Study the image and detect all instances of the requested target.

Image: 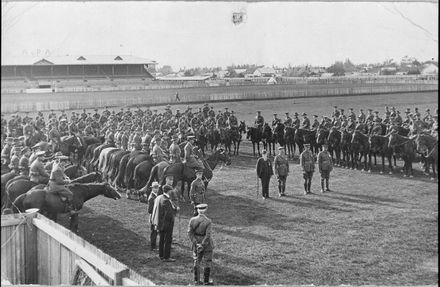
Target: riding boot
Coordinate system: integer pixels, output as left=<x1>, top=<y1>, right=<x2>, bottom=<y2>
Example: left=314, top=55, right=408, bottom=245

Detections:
left=203, top=267, right=213, bottom=285
left=193, top=266, right=201, bottom=285
left=307, top=181, right=312, bottom=193
left=278, top=184, right=282, bottom=196
left=303, top=182, right=308, bottom=194
left=325, top=179, right=330, bottom=191
left=320, top=179, right=325, bottom=193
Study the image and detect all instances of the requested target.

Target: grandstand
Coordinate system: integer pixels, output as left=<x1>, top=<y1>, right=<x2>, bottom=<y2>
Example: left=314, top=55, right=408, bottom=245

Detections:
left=1, top=55, right=157, bottom=93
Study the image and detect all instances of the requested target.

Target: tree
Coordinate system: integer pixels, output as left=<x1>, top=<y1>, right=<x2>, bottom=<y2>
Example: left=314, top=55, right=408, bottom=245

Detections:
left=157, top=65, right=173, bottom=76
left=327, top=61, right=345, bottom=76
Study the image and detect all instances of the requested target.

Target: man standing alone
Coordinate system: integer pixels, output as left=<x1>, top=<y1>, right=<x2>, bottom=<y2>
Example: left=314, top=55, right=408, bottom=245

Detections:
left=274, top=147, right=289, bottom=197
left=317, top=143, right=333, bottom=193
left=300, top=143, right=315, bottom=194
left=256, top=150, right=273, bottom=199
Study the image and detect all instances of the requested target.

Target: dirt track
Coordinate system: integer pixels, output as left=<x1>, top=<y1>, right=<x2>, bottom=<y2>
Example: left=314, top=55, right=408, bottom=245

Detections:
left=55, top=91, right=438, bottom=285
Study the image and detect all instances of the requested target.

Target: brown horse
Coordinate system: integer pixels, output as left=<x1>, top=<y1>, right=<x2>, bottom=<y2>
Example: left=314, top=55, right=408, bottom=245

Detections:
left=388, top=133, right=416, bottom=177
left=12, top=182, right=120, bottom=233
left=414, top=134, right=438, bottom=180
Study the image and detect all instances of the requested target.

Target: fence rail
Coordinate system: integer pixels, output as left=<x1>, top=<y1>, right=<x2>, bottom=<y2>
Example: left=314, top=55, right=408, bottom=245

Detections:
left=1, top=213, right=154, bottom=286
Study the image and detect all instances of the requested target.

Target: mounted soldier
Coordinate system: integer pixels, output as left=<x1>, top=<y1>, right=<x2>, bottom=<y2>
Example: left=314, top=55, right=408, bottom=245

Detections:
left=254, top=111, right=265, bottom=131
left=271, top=113, right=281, bottom=129
left=284, top=112, right=292, bottom=127
left=169, top=135, right=182, bottom=164
left=227, top=111, right=238, bottom=128
left=358, top=109, right=366, bottom=124
left=29, top=150, right=50, bottom=184
left=184, top=135, right=204, bottom=172
left=311, top=115, right=320, bottom=131
left=292, top=112, right=300, bottom=129
left=151, top=137, right=168, bottom=164
left=348, top=108, right=356, bottom=122
left=301, top=113, right=310, bottom=130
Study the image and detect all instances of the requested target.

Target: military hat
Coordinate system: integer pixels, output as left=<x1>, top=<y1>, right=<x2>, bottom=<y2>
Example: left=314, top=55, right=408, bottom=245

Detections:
left=333, top=106, right=338, bottom=108
left=301, top=113, right=307, bottom=116
left=340, top=108, right=344, bottom=112
left=36, top=151, right=45, bottom=156
left=349, top=108, right=353, bottom=111
left=196, top=203, right=208, bottom=210
left=360, top=109, right=364, bottom=111
left=188, top=107, right=192, bottom=110
left=257, top=111, right=261, bottom=113
left=426, top=108, right=430, bottom=112
left=367, top=108, right=372, bottom=111
left=151, top=181, right=160, bottom=188
left=405, top=110, right=410, bottom=114
left=273, top=113, right=277, bottom=116
left=313, top=115, right=318, bottom=118
left=162, top=185, right=173, bottom=193
left=204, top=103, right=209, bottom=106
left=225, top=107, right=229, bottom=110
left=391, top=106, right=396, bottom=110
left=374, top=111, right=379, bottom=114
left=231, top=111, right=235, bottom=114
left=304, top=143, right=311, bottom=147
left=415, top=107, right=419, bottom=110
left=261, top=149, right=267, bottom=154
left=294, top=112, right=299, bottom=116
left=285, top=112, right=289, bottom=115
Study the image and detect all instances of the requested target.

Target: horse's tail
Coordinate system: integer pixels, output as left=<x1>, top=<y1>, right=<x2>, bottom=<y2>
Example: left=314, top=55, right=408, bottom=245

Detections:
left=145, top=164, right=159, bottom=192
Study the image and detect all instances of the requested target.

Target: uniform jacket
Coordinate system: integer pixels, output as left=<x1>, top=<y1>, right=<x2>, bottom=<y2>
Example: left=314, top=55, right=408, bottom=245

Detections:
left=256, top=158, right=273, bottom=179
left=301, top=117, right=310, bottom=129
left=188, top=214, right=214, bottom=251
left=152, top=144, right=166, bottom=162
left=300, top=150, right=315, bottom=172
left=274, top=154, right=289, bottom=177
left=47, top=162, right=70, bottom=192
left=318, top=150, right=333, bottom=172
left=169, top=142, right=182, bottom=163
left=190, top=178, right=205, bottom=204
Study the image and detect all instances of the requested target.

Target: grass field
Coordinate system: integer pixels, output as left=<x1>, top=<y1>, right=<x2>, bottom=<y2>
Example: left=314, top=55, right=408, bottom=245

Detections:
left=50, top=91, right=438, bottom=285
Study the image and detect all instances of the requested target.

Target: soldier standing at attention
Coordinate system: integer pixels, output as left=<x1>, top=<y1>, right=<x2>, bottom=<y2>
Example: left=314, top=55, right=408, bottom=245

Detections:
left=300, top=143, right=315, bottom=194
left=274, top=147, right=289, bottom=197
left=256, top=150, right=273, bottom=199
left=318, top=143, right=333, bottom=193
left=190, top=170, right=206, bottom=216
left=188, top=203, right=214, bottom=285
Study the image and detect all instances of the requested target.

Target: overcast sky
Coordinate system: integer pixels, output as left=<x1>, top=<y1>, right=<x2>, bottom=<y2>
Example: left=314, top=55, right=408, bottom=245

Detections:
left=1, top=1, right=438, bottom=69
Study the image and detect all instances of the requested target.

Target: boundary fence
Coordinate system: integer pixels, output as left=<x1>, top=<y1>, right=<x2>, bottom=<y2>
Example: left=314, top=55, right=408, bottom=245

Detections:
left=1, top=212, right=154, bottom=286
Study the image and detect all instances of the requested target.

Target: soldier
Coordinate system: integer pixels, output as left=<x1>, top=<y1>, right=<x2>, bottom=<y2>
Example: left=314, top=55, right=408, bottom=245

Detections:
left=23, top=119, right=35, bottom=141
left=358, top=109, right=366, bottom=124
left=300, top=143, right=315, bottom=194
left=318, top=143, right=333, bottom=193
left=430, top=115, right=438, bottom=139
left=392, top=110, right=403, bottom=127
left=292, top=112, right=300, bottom=129
left=18, top=147, right=31, bottom=176
left=216, top=115, right=227, bottom=130
left=49, top=109, right=57, bottom=120
left=256, top=150, right=273, bottom=199
left=215, top=110, right=223, bottom=121
left=373, top=111, right=382, bottom=123
left=228, top=111, right=238, bottom=128
left=331, top=106, right=340, bottom=118
left=271, top=113, right=281, bottom=128
left=274, top=146, right=289, bottom=197
left=254, top=111, right=264, bottom=130
left=339, top=108, right=345, bottom=119
left=384, top=106, right=391, bottom=118
left=29, top=151, right=50, bottom=184
left=423, top=108, right=432, bottom=122
left=59, top=119, right=69, bottom=136
left=390, top=107, right=397, bottom=118
left=9, top=147, right=21, bottom=173
left=147, top=181, right=160, bottom=251
left=47, top=154, right=77, bottom=214
left=152, top=137, right=168, bottom=163
left=188, top=203, right=215, bottom=285
left=366, top=109, right=374, bottom=124
left=414, top=107, right=421, bottom=118
left=348, top=108, right=356, bottom=122
left=224, top=107, right=231, bottom=119
left=301, top=113, right=310, bottom=130
left=284, top=112, right=292, bottom=127
left=169, top=135, right=182, bottom=164
left=202, top=104, right=210, bottom=118
left=190, top=170, right=206, bottom=216
left=411, top=114, right=425, bottom=134
left=93, top=109, right=100, bottom=120
left=311, top=115, right=320, bottom=131
left=1, top=137, right=14, bottom=165
left=346, top=117, right=356, bottom=133
left=184, top=135, right=204, bottom=172
left=208, top=107, right=215, bottom=119
left=68, top=120, right=79, bottom=136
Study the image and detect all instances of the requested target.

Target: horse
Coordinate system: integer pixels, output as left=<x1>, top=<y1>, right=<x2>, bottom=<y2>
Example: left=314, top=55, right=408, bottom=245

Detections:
left=195, top=125, right=208, bottom=156
left=3, top=171, right=103, bottom=214
left=25, top=130, right=47, bottom=148
left=124, top=153, right=152, bottom=191
left=294, top=128, right=317, bottom=154
left=64, top=164, right=88, bottom=179
left=207, top=128, right=221, bottom=152
left=12, top=182, right=120, bottom=233
left=145, top=149, right=231, bottom=200
left=368, top=134, right=394, bottom=174
left=316, top=128, right=329, bottom=152
left=262, top=123, right=275, bottom=155
left=351, top=131, right=369, bottom=171
left=388, top=133, right=416, bottom=177
left=220, top=128, right=232, bottom=155
left=246, top=127, right=263, bottom=157
left=273, top=122, right=285, bottom=148
left=107, top=150, right=131, bottom=184
left=57, top=136, right=84, bottom=161
left=387, top=125, right=410, bottom=137
left=229, top=126, right=242, bottom=156
left=340, top=129, right=353, bottom=168
left=414, top=134, right=438, bottom=180
left=327, top=128, right=341, bottom=166
left=284, top=126, right=296, bottom=159
left=238, top=121, right=247, bottom=137
left=133, top=159, right=155, bottom=190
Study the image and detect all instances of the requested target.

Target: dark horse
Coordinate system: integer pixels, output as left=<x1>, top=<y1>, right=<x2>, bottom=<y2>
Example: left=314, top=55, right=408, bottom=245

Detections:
left=229, top=126, right=242, bottom=156
left=368, top=134, right=394, bottom=174
left=388, top=133, right=416, bottom=178
left=340, top=129, right=353, bottom=169
left=316, top=128, right=329, bottom=152
left=414, top=134, right=438, bottom=180
left=207, top=128, right=221, bottom=152
left=284, top=126, right=296, bottom=159
left=294, top=128, right=317, bottom=154
left=350, top=131, right=369, bottom=171
left=12, top=182, right=120, bottom=233
left=273, top=122, right=285, bottom=148
left=262, top=123, right=276, bottom=156
left=144, top=149, right=231, bottom=200
left=247, top=127, right=263, bottom=157
left=327, top=128, right=341, bottom=166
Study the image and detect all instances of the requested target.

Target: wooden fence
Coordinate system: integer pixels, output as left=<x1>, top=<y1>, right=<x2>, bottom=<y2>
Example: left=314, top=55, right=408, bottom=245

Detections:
left=1, top=212, right=154, bottom=285
left=1, top=83, right=438, bottom=114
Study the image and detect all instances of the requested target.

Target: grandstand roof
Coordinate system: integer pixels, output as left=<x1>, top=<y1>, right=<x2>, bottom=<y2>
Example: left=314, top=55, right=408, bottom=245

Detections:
left=2, top=55, right=157, bottom=66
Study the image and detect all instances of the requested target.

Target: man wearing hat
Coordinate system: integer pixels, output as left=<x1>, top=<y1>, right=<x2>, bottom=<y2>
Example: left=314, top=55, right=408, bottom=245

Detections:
left=224, top=107, right=231, bottom=119
left=301, top=113, right=310, bottom=130
left=29, top=150, right=50, bottom=184
left=169, top=136, right=182, bottom=164
left=414, top=107, right=421, bottom=118
left=284, top=112, right=292, bottom=127
left=423, top=108, right=432, bottom=122
left=59, top=119, right=69, bottom=137
left=151, top=185, right=177, bottom=262
left=227, top=111, right=238, bottom=128
left=254, top=111, right=265, bottom=131
left=23, top=119, right=35, bottom=142
left=190, top=170, right=206, bottom=216
left=208, top=107, right=215, bottom=119
left=332, top=106, right=340, bottom=118
left=188, top=203, right=214, bottom=285
left=47, top=154, right=75, bottom=214
left=274, top=146, right=289, bottom=197
left=271, top=113, right=281, bottom=128
left=311, top=115, right=320, bottom=131
left=348, top=108, right=356, bottom=122
left=300, top=143, right=315, bottom=194
left=391, top=110, right=403, bottom=127
left=1, top=137, right=14, bottom=165
left=18, top=147, right=31, bottom=177
left=256, top=150, right=273, bottom=199
left=292, top=112, right=300, bottom=129
left=317, top=143, right=333, bottom=193
left=8, top=147, right=21, bottom=172
left=430, top=115, right=438, bottom=139
left=151, top=137, right=168, bottom=164
left=184, top=135, right=204, bottom=172
left=358, top=109, right=366, bottom=124
left=148, top=181, right=161, bottom=251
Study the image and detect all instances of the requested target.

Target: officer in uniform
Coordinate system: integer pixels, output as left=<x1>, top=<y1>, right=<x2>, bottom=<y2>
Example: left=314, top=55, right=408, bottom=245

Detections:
left=208, top=107, right=215, bottom=118
left=366, top=109, right=374, bottom=124
left=292, top=112, right=300, bottom=129
left=254, top=111, right=264, bottom=130
left=29, top=151, right=50, bottom=184
left=311, top=115, right=320, bottom=131
left=228, top=111, right=238, bottom=128
left=271, top=113, right=281, bottom=128
left=256, top=150, right=273, bottom=199
left=152, top=137, right=167, bottom=163
left=184, top=135, right=204, bottom=172
left=274, top=146, right=289, bottom=197
left=169, top=136, right=182, bottom=164
left=202, top=104, right=210, bottom=118
left=188, top=203, right=214, bottom=285
left=332, top=106, right=340, bottom=118
left=348, top=108, right=356, bottom=122
left=358, top=109, right=366, bottom=124
left=190, top=170, right=206, bottom=216
left=224, top=108, right=231, bottom=119
left=47, top=154, right=76, bottom=214
left=300, top=143, right=315, bottom=194
left=301, top=113, right=310, bottom=129
left=284, top=112, right=292, bottom=127
left=317, top=143, right=333, bottom=193
left=392, top=111, right=403, bottom=127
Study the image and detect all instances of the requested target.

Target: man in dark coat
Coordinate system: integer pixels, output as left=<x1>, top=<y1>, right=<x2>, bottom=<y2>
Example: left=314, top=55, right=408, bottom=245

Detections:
left=152, top=185, right=177, bottom=261
left=147, top=181, right=160, bottom=251
left=256, top=150, right=273, bottom=199
left=300, top=143, right=315, bottom=194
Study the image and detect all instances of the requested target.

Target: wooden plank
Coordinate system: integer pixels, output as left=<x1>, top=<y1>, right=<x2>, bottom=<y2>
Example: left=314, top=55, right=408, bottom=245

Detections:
left=75, top=259, right=110, bottom=286
left=37, top=229, right=49, bottom=285
left=60, top=245, right=71, bottom=284
left=114, top=268, right=130, bottom=286
left=15, top=224, right=22, bottom=284
left=11, top=225, right=16, bottom=284
left=24, top=216, right=38, bottom=284
left=1, top=217, right=25, bottom=227
left=122, top=277, right=140, bottom=286
left=33, top=218, right=125, bottom=281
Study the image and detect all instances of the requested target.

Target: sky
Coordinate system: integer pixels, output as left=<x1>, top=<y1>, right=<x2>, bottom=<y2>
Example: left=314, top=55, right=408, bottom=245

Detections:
left=1, top=1, right=438, bottom=70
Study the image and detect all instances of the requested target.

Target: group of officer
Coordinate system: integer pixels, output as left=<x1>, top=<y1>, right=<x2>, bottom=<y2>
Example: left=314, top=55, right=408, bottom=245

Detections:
left=253, top=106, right=438, bottom=137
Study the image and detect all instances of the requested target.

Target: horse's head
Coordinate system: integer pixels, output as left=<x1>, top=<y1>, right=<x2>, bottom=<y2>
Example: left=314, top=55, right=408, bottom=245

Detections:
left=217, top=148, right=231, bottom=166
left=413, top=134, right=430, bottom=154
left=239, top=121, right=246, bottom=133
left=316, top=129, right=328, bottom=145
left=102, top=182, right=122, bottom=200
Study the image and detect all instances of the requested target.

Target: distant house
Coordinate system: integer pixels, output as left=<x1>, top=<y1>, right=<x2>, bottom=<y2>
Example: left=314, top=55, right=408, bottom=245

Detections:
left=380, top=66, right=397, bottom=75
left=267, top=77, right=277, bottom=85
left=215, top=70, right=230, bottom=78
left=320, top=72, right=334, bottom=78
left=253, top=67, right=276, bottom=77
left=420, top=63, right=438, bottom=75
left=233, top=69, right=247, bottom=76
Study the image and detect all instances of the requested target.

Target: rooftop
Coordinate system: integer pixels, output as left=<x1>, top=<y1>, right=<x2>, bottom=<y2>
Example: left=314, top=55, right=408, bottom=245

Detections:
left=1, top=55, right=157, bottom=66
